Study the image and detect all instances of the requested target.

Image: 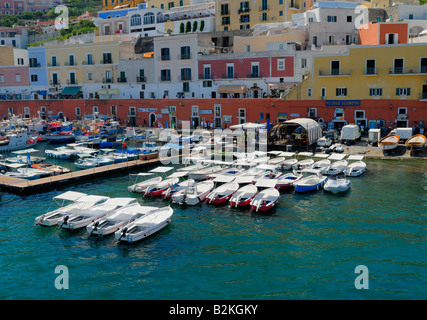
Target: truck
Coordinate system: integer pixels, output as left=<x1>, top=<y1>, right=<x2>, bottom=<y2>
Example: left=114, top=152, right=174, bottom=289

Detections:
left=389, top=128, right=413, bottom=141
left=340, top=124, right=361, bottom=144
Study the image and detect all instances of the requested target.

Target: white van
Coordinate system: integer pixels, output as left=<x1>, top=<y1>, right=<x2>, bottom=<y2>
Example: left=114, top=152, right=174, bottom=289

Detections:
left=340, top=124, right=361, bottom=143
left=389, top=128, right=413, bottom=141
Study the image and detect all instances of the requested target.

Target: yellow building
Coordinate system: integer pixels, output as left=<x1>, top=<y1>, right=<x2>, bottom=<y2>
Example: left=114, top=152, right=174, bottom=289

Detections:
left=286, top=43, right=427, bottom=101
left=216, top=0, right=308, bottom=32
left=45, top=42, right=120, bottom=87
left=102, top=0, right=144, bottom=11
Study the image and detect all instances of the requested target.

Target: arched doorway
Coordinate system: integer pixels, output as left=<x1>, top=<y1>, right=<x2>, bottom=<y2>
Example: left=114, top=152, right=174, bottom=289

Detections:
left=149, top=113, right=156, bottom=127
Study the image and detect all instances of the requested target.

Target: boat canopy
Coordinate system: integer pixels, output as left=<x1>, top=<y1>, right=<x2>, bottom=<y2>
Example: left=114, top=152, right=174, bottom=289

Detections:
left=167, top=171, right=188, bottom=178
left=348, top=155, right=364, bottom=161
left=213, top=175, right=236, bottom=183
left=149, top=166, right=174, bottom=173
left=328, top=153, right=347, bottom=161
left=313, top=153, right=330, bottom=158
left=125, top=205, right=158, bottom=215
left=12, top=148, right=39, bottom=154
left=298, top=152, right=313, bottom=157
left=76, top=195, right=110, bottom=204
left=256, top=164, right=279, bottom=171
left=5, top=163, right=27, bottom=168
left=53, top=191, right=87, bottom=202
left=130, top=172, right=154, bottom=177
left=277, top=151, right=296, bottom=157
left=103, top=197, right=136, bottom=207
left=234, top=175, right=255, bottom=184
left=255, top=178, right=278, bottom=188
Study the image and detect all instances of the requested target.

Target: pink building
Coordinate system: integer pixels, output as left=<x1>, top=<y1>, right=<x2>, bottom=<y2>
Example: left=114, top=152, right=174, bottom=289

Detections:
left=0, top=66, right=30, bottom=87
left=0, top=0, right=25, bottom=15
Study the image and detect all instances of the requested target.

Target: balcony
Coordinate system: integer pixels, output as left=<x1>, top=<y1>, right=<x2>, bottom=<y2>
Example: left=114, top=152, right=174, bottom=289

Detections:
left=102, top=78, right=113, bottom=83
left=49, top=80, right=61, bottom=86
left=101, top=59, right=113, bottom=64
left=199, top=74, right=213, bottom=80
left=66, top=80, right=78, bottom=85
left=238, top=8, right=250, bottom=14
left=222, top=73, right=237, bottom=79
left=247, top=73, right=263, bottom=78
left=221, top=10, right=230, bottom=15
left=420, top=92, right=427, bottom=100
left=318, top=69, right=351, bottom=77
left=180, top=53, right=191, bottom=60
left=82, top=60, right=94, bottom=65
left=181, top=75, right=192, bottom=81
left=117, top=77, right=127, bottom=83
left=160, top=76, right=171, bottom=82
left=364, top=68, right=377, bottom=75
left=47, top=62, right=59, bottom=67
left=64, top=62, right=76, bottom=66
left=136, top=76, right=146, bottom=82
left=160, top=55, right=170, bottom=61
left=30, top=63, right=41, bottom=68
left=389, top=67, right=427, bottom=75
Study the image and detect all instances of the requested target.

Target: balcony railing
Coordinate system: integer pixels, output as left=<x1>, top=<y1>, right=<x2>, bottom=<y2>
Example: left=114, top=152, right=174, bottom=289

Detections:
left=238, top=8, right=250, bottom=14
left=47, top=62, right=59, bottom=67
left=49, top=80, right=61, bottom=86
left=160, top=55, right=170, bottom=61
left=101, top=60, right=113, bottom=64
left=199, top=74, right=213, bottom=80
left=222, top=73, right=237, bottom=79
left=102, top=78, right=113, bottom=83
left=181, top=75, right=192, bottom=81
left=30, top=63, right=41, bottom=68
left=180, top=53, right=191, bottom=60
left=66, top=80, right=78, bottom=85
left=364, top=68, right=377, bottom=75
left=136, top=76, right=146, bottom=82
left=64, top=62, right=76, bottom=66
left=82, top=60, right=94, bottom=65
left=420, top=92, right=427, bottom=100
left=160, top=76, right=171, bottom=82
left=318, top=69, right=351, bottom=76
left=117, top=77, right=127, bottom=83
left=247, top=73, right=263, bottom=78
left=389, top=67, right=427, bottom=74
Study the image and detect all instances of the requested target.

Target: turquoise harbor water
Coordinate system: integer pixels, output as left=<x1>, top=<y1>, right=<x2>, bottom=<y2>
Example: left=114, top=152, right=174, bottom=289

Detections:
left=0, top=145, right=426, bottom=300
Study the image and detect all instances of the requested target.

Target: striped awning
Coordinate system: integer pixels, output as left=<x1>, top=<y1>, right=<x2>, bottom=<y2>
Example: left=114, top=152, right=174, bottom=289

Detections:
left=217, top=85, right=247, bottom=94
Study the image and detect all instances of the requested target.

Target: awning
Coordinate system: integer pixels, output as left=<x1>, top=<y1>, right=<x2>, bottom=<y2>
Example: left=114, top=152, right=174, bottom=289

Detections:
left=217, top=85, right=247, bottom=94
left=60, top=86, right=81, bottom=95
left=143, top=52, right=154, bottom=58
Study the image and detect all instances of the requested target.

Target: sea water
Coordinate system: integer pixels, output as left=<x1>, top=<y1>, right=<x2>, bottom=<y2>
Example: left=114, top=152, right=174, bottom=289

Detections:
left=0, top=146, right=425, bottom=299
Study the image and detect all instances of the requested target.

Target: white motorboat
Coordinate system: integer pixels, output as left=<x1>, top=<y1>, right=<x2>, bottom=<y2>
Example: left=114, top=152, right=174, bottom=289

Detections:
left=267, top=156, right=286, bottom=166
left=324, top=174, right=351, bottom=194
left=205, top=180, right=240, bottom=205
left=2, top=166, right=53, bottom=180
left=275, top=172, right=303, bottom=191
left=161, top=178, right=195, bottom=200
left=115, top=206, right=174, bottom=243
left=321, top=160, right=348, bottom=176
left=280, top=158, right=298, bottom=170
left=128, top=174, right=162, bottom=193
left=59, top=197, right=136, bottom=230
left=0, top=129, right=38, bottom=153
left=310, top=159, right=331, bottom=171
left=292, top=159, right=315, bottom=170
left=74, top=158, right=99, bottom=169
left=327, top=143, right=345, bottom=153
left=344, top=161, right=366, bottom=177
left=171, top=180, right=215, bottom=205
left=229, top=184, right=258, bottom=207
left=293, top=169, right=327, bottom=193
left=34, top=193, right=108, bottom=227
left=250, top=179, right=280, bottom=212
left=189, top=165, right=222, bottom=181
left=378, top=134, right=400, bottom=151
left=142, top=177, right=179, bottom=197
left=110, top=153, right=128, bottom=163
left=87, top=203, right=159, bottom=236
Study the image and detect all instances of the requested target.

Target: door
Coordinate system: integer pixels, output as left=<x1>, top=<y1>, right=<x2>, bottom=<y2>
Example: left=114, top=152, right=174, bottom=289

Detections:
left=149, top=113, right=156, bottom=127
left=422, top=85, right=427, bottom=99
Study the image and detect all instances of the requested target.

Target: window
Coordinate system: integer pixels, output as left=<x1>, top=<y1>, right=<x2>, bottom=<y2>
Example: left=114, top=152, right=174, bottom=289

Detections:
left=239, top=1, right=250, bottom=13
left=87, top=53, right=93, bottom=65
left=386, top=33, right=398, bottom=44
left=365, top=59, right=376, bottom=75
left=238, top=108, right=246, bottom=124
left=181, top=46, right=190, bottom=60
left=307, top=88, right=312, bottom=97
left=221, top=3, right=229, bottom=15
left=308, top=108, right=317, bottom=118
left=68, top=55, right=75, bottom=66
left=245, top=44, right=251, bottom=52
left=369, top=88, right=382, bottom=96
left=52, top=73, right=58, bottom=85
left=262, top=12, right=268, bottom=21
left=226, top=64, right=234, bottom=79
left=409, top=14, right=413, bottom=20
left=277, top=59, right=285, bottom=70
left=321, top=87, right=326, bottom=98
left=161, top=48, right=170, bottom=61
left=130, top=14, right=141, bottom=26
left=183, top=82, right=190, bottom=92
left=88, top=73, right=92, bottom=80
left=251, top=63, right=259, bottom=78
left=393, top=58, right=404, bottom=74
left=203, top=80, right=212, bottom=87
left=203, top=65, right=211, bottom=79
left=0, top=75, right=4, bottom=83
left=261, top=0, right=268, bottom=11
left=105, top=70, right=111, bottom=82
left=240, top=14, right=250, bottom=23
left=301, top=58, right=307, bottom=68
left=327, top=16, right=337, bottom=22
left=51, top=56, right=57, bottom=66
left=16, top=74, right=21, bottom=83
left=181, top=68, right=191, bottom=81
left=336, top=88, right=347, bottom=97
left=347, top=16, right=352, bottom=22
left=69, top=72, right=76, bottom=84
left=420, top=58, right=427, bottom=73
left=396, top=88, right=411, bottom=96
left=143, top=12, right=155, bottom=25
left=222, top=16, right=230, bottom=25
left=355, top=110, right=365, bottom=119
left=161, top=69, right=171, bottom=81
left=279, top=10, right=283, bottom=16
left=31, top=74, right=38, bottom=82
left=192, top=105, right=199, bottom=116
left=17, top=58, right=24, bottom=65
left=331, top=60, right=340, bottom=75
left=103, top=52, right=112, bottom=64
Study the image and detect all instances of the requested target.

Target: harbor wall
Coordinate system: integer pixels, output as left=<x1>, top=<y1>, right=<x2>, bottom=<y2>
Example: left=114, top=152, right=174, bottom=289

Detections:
left=0, top=98, right=426, bottom=129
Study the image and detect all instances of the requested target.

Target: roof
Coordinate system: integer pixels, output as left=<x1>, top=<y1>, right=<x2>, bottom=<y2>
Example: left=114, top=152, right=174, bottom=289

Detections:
left=283, top=118, right=323, bottom=145
left=53, top=191, right=87, bottom=201
left=213, top=175, right=236, bottom=183
left=149, top=166, right=174, bottom=173
left=255, top=178, right=278, bottom=188
left=328, top=153, right=347, bottom=160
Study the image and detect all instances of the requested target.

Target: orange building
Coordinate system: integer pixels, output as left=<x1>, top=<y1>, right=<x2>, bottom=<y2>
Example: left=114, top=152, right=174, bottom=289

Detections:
left=358, top=22, right=409, bottom=45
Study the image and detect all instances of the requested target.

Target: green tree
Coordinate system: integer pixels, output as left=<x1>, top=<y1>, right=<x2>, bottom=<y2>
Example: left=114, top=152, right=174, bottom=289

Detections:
left=200, top=20, right=205, bottom=32
left=192, top=21, right=198, bottom=33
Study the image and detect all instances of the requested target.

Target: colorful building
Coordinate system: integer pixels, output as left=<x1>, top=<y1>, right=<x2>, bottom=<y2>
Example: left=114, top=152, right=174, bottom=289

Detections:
left=358, top=21, right=408, bottom=45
